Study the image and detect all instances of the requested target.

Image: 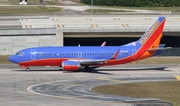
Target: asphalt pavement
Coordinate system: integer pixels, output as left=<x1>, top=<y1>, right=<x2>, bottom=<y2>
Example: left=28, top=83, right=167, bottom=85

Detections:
left=0, top=64, right=179, bottom=106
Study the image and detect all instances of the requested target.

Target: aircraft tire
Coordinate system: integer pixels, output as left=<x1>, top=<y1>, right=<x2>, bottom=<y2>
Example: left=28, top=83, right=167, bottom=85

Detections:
left=26, top=68, right=30, bottom=72
left=85, top=66, right=92, bottom=72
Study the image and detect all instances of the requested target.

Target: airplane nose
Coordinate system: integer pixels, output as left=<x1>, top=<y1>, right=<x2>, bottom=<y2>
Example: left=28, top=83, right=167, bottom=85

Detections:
left=8, top=56, right=17, bottom=63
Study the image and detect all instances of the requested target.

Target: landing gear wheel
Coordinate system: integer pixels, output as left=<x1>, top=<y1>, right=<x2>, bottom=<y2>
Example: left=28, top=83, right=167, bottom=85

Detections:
left=84, top=66, right=92, bottom=72
left=26, top=68, right=30, bottom=72
left=59, top=66, right=62, bottom=71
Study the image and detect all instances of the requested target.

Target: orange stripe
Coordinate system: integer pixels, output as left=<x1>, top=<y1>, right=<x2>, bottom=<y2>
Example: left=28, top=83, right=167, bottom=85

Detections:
left=136, top=33, right=162, bottom=61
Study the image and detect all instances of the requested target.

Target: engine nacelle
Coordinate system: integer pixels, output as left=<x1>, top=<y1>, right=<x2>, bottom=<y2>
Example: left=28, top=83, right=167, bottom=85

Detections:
left=62, top=61, right=80, bottom=71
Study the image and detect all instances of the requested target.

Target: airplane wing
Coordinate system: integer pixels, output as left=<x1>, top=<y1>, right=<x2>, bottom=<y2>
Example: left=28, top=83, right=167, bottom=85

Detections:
left=79, top=59, right=107, bottom=65
left=69, top=49, right=120, bottom=66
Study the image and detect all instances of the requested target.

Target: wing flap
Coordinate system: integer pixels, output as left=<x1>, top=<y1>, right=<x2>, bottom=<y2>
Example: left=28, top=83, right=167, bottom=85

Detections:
left=69, top=49, right=120, bottom=66
left=79, top=59, right=106, bottom=65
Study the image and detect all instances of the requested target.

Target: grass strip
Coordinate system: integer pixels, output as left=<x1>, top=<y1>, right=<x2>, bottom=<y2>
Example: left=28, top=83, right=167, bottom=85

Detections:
left=0, top=6, right=61, bottom=14
left=92, top=81, right=180, bottom=106
left=0, top=0, right=62, bottom=5
left=0, top=55, right=11, bottom=64
left=84, top=9, right=134, bottom=13
left=95, top=6, right=180, bottom=12
left=135, top=57, right=180, bottom=64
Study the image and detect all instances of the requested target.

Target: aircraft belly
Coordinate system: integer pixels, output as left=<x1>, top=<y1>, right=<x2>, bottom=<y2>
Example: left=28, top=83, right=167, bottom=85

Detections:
left=20, top=58, right=67, bottom=66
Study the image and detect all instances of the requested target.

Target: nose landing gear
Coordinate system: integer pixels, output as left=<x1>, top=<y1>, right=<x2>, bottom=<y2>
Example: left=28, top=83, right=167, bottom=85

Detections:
left=26, top=68, right=30, bottom=72
left=20, top=65, right=30, bottom=72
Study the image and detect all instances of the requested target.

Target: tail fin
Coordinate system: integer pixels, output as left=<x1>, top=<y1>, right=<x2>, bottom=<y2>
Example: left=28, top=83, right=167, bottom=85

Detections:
left=137, top=17, right=166, bottom=48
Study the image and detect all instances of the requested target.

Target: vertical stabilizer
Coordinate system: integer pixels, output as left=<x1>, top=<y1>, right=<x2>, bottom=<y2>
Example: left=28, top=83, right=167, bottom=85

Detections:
left=135, top=17, right=166, bottom=60
left=137, top=17, right=166, bottom=48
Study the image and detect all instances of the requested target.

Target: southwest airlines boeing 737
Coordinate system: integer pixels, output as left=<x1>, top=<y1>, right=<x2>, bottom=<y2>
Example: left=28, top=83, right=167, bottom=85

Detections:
left=8, top=17, right=170, bottom=72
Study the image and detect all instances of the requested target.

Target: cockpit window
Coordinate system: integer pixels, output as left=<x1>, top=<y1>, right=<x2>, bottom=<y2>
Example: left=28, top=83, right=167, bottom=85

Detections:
left=15, top=52, right=24, bottom=56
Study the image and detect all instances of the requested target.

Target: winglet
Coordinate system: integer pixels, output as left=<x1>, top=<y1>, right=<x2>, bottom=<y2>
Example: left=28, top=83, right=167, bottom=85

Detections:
left=101, top=41, right=106, bottom=46
left=110, top=49, right=120, bottom=60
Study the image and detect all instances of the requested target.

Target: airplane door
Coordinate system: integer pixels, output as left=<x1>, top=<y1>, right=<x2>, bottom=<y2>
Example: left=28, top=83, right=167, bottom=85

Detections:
left=132, top=49, right=137, bottom=59
left=78, top=52, right=82, bottom=58
left=30, top=49, right=36, bottom=60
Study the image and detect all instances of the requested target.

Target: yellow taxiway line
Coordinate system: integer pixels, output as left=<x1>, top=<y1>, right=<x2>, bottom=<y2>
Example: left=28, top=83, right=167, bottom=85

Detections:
left=175, top=76, right=180, bottom=80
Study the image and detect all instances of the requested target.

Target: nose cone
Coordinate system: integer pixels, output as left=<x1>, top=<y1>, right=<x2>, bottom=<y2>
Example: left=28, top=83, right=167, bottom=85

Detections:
left=8, top=55, right=18, bottom=64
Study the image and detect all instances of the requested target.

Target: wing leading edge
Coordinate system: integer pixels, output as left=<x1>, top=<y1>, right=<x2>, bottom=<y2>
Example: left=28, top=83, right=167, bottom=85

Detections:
left=67, top=49, right=120, bottom=66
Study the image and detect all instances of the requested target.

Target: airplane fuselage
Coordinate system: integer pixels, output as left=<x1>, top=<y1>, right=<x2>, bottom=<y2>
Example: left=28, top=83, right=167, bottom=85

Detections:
left=9, top=44, right=160, bottom=68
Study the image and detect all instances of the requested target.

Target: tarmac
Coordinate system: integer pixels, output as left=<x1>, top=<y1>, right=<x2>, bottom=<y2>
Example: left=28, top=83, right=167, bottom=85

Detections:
left=0, top=64, right=179, bottom=106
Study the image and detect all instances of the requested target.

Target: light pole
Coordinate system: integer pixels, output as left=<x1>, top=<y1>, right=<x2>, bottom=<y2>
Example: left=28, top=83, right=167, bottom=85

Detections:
left=91, top=0, right=93, bottom=14
left=43, top=0, right=45, bottom=7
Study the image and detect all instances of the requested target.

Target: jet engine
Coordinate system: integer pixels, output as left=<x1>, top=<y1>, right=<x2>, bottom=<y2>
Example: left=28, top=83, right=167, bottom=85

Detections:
left=62, top=61, right=80, bottom=71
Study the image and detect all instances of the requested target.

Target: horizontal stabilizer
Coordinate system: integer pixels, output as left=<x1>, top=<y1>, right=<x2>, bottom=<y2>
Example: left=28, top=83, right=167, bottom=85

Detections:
left=79, top=59, right=106, bottom=65
left=148, top=47, right=171, bottom=52
left=159, top=44, right=166, bottom=48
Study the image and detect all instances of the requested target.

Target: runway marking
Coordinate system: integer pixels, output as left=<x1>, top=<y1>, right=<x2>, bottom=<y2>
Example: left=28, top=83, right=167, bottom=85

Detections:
left=58, top=95, right=90, bottom=99
left=98, top=78, right=126, bottom=82
left=24, top=87, right=29, bottom=92
left=104, top=102, right=132, bottom=106
left=58, top=96, right=75, bottom=99
left=58, top=94, right=121, bottom=100
left=175, top=76, right=180, bottom=80
left=42, top=83, right=85, bottom=86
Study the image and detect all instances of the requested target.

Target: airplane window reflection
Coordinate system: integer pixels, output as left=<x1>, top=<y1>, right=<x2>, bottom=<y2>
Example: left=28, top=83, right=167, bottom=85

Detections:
left=15, top=52, right=24, bottom=56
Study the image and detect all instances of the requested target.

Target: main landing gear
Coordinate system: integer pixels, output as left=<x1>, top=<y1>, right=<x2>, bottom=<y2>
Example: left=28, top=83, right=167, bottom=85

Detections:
left=84, top=66, right=92, bottom=72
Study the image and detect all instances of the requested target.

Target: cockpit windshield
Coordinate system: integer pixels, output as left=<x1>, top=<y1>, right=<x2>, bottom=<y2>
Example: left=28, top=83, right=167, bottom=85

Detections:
left=15, top=52, right=24, bottom=56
